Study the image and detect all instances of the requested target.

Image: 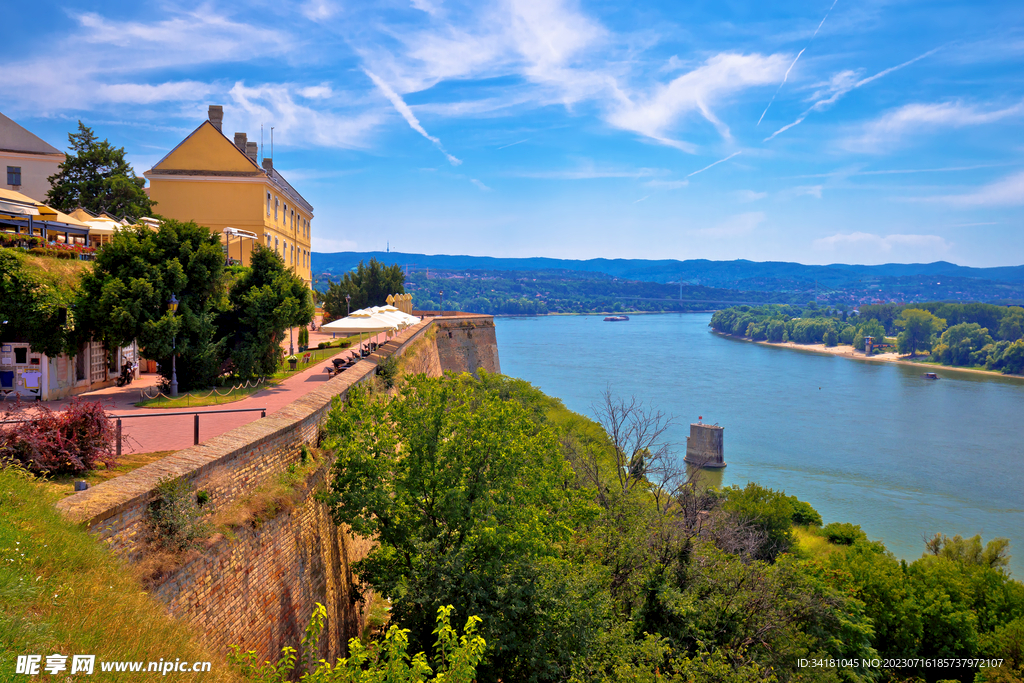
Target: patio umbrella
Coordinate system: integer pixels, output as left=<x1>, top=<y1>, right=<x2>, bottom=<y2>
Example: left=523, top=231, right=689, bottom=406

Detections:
left=320, top=311, right=397, bottom=353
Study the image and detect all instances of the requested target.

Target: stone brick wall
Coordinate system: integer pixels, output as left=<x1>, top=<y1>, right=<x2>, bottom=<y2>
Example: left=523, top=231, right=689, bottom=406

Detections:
left=433, top=315, right=500, bottom=376
left=54, top=314, right=500, bottom=664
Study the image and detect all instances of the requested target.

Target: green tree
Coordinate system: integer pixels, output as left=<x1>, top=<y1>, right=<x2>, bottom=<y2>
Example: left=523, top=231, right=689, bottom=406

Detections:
left=932, top=323, right=993, bottom=366
left=77, top=219, right=226, bottom=391
left=46, top=122, right=155, bottom=218
left=321, top=373, right=602, bottom=683
left=0, top=251, right=80, bottom=357
left=998, top=308, right=1024, bottom=342
left=722, top=483, right=796, bottom=562
left=895, top=308, right=946, bottom=357
left=322, top=258, right=405, bottom=321
left=221, top=245, right=313, bottom=379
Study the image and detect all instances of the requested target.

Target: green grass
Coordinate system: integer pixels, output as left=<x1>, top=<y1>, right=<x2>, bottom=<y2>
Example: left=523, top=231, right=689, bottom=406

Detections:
left=42, top=451, right=176, bottom=498
left=0, top=466, right=245, bottom=682
left=136, top=346, right=350, bottom=408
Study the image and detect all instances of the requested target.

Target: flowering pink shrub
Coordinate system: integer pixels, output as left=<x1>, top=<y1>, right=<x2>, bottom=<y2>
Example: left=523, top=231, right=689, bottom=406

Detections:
left=0, top=398, right=117, bottom=475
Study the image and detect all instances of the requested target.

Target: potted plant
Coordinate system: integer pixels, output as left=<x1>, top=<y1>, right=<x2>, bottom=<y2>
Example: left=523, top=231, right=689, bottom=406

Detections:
left=298, top=326, right=309, bottom=352
left=287, top=354, right=298, bottom=370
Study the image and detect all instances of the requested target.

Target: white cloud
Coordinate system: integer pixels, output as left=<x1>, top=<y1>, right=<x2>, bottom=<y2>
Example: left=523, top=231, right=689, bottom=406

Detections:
left=692, top=211, right=765, bottom=238
left=645, top=179, right=689, bottom=190
left=608, top=53, right=789, bottom=150
left=813, top=232, right=951, bottom=253
left=843, top=101, right=1024, bottom=152
left=512, top=162, right=665, bottom=180
left=735, top=190, right=767, bottom=202
left=298, top=85, right=334, bottom=99
left=931, top=170, right=1024, bottom=207
left=765, top=48, right=941, bottom=142
left=792, top=185, right=823, bottom=198
left=470, top=178, right=492, bottom=191
left=363, top=70, right=462, bottom=165
left=228, top=82, right=384, bottom=150
left=97, top=81, right=217, bottom=104
left=301, top=0, right=340, bottom=21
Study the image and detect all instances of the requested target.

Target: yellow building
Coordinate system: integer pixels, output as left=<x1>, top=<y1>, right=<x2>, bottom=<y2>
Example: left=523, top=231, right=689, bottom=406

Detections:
left=0, top=111, right=66, bottom=203
left=144, top=106, right=314, bottom=285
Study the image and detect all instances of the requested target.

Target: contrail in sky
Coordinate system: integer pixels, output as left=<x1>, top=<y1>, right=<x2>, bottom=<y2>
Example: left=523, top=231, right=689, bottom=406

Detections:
left=764, top=47, right=941, bottom=142
left=497, top=139, right=529, bottom=150
left=687, top=151, right=742, bottom=178
left=757, top=0, right=839, bottom=126
left=364, top=68, right=462, bottom=166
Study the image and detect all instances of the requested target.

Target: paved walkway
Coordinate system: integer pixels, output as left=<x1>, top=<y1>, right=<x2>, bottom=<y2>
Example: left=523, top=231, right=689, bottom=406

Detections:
left=3, top=330, right=390, bottom=454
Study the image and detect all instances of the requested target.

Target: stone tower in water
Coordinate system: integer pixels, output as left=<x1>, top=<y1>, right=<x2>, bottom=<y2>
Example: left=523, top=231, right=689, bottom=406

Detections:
left=684, top=423, right=726, bottom=468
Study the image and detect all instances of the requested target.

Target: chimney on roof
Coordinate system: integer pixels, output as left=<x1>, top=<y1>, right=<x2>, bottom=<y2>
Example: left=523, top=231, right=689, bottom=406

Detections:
left=233, top=132, right=247, bottom=152
left=208, top=105, right=224, bottom=132
left=262, top=157, right=273, bottom=173
left=245, top=141, right=258, bottom=163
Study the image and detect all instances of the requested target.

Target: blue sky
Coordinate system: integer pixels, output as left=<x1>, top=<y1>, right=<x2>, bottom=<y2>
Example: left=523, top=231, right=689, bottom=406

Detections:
left=4, top=0, right=1023, bottom=267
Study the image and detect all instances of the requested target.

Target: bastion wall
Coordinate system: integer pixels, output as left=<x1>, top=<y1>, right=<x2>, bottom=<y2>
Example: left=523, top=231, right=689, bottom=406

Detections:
left=55, top=314, right=499, bottom=663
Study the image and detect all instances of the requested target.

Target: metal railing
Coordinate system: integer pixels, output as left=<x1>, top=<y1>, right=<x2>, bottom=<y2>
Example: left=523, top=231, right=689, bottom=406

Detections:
left=108, top=407, right=268, bottom=456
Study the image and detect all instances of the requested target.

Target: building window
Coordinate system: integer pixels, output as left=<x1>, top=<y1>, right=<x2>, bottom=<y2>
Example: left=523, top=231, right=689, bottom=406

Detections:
left=7, top=166, right=21, bottom=187
left=274, top=197, right=279, bottom=221
left=275, top=237, right=279, bottom=254
left=290, top=209, right=294, bottom=229
left=266, top=233, right=271, bottom=247
left=266, top=192, right=271, bottom=216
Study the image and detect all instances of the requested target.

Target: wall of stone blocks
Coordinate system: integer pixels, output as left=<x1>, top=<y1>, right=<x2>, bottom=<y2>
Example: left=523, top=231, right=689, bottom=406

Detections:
left=55, top=315, right=499, bottom=664
left=433, top=315, right=501, bottom=377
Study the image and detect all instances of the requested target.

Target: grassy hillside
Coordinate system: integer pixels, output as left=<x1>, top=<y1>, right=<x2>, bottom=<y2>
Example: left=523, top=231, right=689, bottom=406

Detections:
left=0, top=466, right=244, bottom=682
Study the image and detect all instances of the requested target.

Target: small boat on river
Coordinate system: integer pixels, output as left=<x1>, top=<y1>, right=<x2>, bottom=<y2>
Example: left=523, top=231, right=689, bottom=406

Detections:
left=923, top=372, right=939, bottom=380
left=603, top=315, right=630, bottom=322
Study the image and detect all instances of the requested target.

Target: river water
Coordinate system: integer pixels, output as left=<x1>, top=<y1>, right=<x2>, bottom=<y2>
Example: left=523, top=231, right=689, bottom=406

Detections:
left=495, top=313, right=1024, bottom=576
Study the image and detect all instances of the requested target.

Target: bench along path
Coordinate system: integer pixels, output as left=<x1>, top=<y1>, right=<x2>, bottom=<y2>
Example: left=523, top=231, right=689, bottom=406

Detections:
left=19, top=331, right=389, bottom=454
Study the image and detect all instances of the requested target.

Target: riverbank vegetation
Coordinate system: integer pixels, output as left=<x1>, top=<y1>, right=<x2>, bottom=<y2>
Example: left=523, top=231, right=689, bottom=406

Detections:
left=321, top=372, right=1024, bottom=682
left=711, top=302, right=1024, bottom=374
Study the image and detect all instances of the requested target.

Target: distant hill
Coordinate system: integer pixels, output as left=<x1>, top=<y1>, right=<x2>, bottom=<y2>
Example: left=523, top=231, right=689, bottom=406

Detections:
left=311, top=251, right=1024, bottom=289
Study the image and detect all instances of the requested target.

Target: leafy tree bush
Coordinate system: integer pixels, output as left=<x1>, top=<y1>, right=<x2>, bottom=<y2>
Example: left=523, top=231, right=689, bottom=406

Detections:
left=46, top=122, right=155, bottom=219
left=230, top=603, right=486, bottom=683
left=322, top=258, right=404, bottom=322
left=77, top=219, right=226, bottom=391
left=895, top=308, right=946, bottom=356
left=722, top=483, right=795, bottom=561
left=147, top=477, right=210, bottom=551
left=822, top=522, right=867, bottom=546
left=932, top=323, right=993, bottom=366
left=0, top=398, right=116, bottom=475
left=0, top=250, right=81, bottom=357
left=788, top=496, right=823, bottom=526
left=322, top=374, right=602, bottom=683
left=220, top=245, right=313, bottom=380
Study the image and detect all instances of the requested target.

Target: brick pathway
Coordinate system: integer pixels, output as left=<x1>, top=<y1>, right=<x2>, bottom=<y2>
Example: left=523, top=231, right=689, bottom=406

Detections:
left=3, top=330, right=392, bottom=454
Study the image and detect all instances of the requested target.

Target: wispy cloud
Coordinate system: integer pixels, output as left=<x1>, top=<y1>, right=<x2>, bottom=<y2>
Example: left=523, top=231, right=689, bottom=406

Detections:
left=843, top=100, right=1024, bottom=152
left=687, top=151, right=741, bottom=178
left=736, top=189, right=767, bottom=202
left=929, top=170, right=1024, bottom=207
left=693, top=212, right=766, bottom=238
left=363, top=69, right=462, bottom=165
left=470, top=178, right=492, bottom=191
left=609, top=53, right=789, bottom=151
left=813, top=232, right=950, bottom=252
left=497, top=139, right=529, bottom=150
left=632, top=195, right=651, bottom=204
left=757, top=0, right=839, bottom=126
left=511, top=162, right=664, bottom=180
left=765, top=47, right=942, bottom=142
left=645, top=179, right=690, bottom=190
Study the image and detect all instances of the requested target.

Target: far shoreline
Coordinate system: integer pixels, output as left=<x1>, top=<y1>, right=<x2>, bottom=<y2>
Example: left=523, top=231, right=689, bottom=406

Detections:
left=712, top=331, right=1024, bottom=381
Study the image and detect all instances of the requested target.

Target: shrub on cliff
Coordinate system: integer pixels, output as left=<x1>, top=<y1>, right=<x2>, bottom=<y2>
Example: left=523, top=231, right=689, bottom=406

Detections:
left=147, top=477, right=210, bottom=551
left=0, top=398, right=116, bottom=475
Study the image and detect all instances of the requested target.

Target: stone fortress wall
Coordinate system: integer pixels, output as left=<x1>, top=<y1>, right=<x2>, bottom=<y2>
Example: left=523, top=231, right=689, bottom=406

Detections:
left=56, top=314, right=500, bottom=663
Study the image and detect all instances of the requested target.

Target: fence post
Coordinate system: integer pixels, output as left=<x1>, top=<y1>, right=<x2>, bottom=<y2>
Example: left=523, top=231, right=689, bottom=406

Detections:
left=116, top=418, right=122, bottom=457
left=194, top=413, right=199, bottom=445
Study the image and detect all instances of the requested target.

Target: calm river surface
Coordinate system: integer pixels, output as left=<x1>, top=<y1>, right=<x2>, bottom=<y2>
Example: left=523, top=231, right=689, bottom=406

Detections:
left=495, top=313, right=1024, bottom=576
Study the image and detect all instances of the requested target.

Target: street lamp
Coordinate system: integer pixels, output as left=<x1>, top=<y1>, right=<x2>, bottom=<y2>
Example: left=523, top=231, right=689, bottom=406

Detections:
left=439, top=290, right=444, bottom=316
left=168, top=293, right=179, bottom=397
left=345, top=293, right=351, bottom=316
